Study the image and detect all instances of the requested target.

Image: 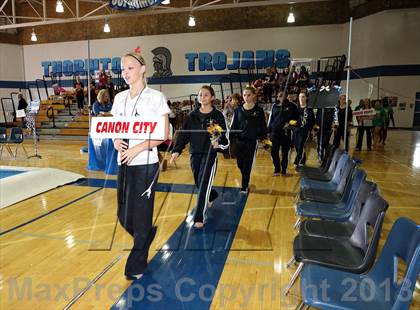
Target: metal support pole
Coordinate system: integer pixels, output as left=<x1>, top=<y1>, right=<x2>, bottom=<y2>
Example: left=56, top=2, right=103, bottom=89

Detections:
left=42, top=0, right=46, bottom=21
left=11, top=0, right=15, bottom=24
left=343, top=17, right=353, bottom=152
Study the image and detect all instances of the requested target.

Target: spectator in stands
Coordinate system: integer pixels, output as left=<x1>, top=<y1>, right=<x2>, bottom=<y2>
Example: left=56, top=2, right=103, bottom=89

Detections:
left=282, top=66, right=290, bottom=88
left=98, top=69, right=109, bottom=89
left=296, top=66, right=309, bottom=88
left=289, top=65, right=298, bottom=86
left=92, top=89, right=112, bottom=116
left=223, top=93, right=241, bottom=128
left=74, top=76, right=85, bottom=115
left=167, top=100, right=177, bottom=130
left=17, top=92, right=28, bottom=111
left=88, top=81, right=97, bottom=106
left=333, top=94, right=353, bottom=150
left=106, top=78, right=115, bottom=103
left=17, top=93, right=28, bottom=128
left=263, top=67, right=276, bottom=103
left=52, top=83, right=66, bottom=96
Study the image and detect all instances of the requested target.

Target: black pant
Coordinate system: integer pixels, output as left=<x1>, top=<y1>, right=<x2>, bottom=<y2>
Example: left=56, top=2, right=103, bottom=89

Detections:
left=271, top=131, right=291, bottom=174
left=190, top=151, right=218, bottom=223
left=294, top=129, right=310, bottom=166
left=76, top=96, right=84, bottom=109
left=263, top=84, right=273, bottom=103
left=380, top=122, right=389, bottom=144
left=317, top=129, right=332, bottom=161
left=236, top=140, right=257, bottom=190
left=333, top=127, right=350, bottom=150
left=356, top=126, right=372, bottom=150
left=117, top=163, right=159, bottom=276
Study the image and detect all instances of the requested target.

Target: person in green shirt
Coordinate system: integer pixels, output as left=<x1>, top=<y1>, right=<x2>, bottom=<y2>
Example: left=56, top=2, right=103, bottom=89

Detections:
left=372, top=99, right=386, bottom=148
left=380, top=98, right=395, bottom=145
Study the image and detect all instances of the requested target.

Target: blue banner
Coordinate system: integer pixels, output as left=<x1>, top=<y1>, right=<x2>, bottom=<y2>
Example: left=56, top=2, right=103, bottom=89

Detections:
left=109, top=0, right=163, bottom=10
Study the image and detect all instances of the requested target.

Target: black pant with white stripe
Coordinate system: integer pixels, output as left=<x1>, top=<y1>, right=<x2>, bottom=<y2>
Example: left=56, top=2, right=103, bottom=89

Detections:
left=117, top=163, right=159, bottom=277
left=190, top=151, right=218, bottom=223
left=236, top=140, right=257, bottom=190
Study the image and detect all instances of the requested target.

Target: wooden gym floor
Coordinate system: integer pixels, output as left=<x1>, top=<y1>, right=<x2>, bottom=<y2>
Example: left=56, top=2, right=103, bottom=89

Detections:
left=0, top=129, right=419, bottom=310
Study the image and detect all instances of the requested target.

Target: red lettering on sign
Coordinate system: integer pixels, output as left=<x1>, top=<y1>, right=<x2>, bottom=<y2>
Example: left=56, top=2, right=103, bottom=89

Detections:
left=96, top=122, right=102, bottom=133
left=149, top=122, right=157, bottom=133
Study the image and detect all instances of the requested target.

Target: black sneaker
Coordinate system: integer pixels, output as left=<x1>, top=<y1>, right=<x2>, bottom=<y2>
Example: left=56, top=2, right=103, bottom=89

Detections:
left=240, top=187, right=249, bottom=194
left=125, top=274, right=143, bottom=281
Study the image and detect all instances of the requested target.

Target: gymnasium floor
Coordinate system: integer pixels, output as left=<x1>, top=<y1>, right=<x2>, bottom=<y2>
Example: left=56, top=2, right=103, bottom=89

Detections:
left=1, top=129, right=419, bottom=309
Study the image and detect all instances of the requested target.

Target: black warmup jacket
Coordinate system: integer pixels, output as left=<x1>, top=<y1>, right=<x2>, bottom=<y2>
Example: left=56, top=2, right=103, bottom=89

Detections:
left=267, top=100, right=301, bottom=136
left=172, top=107, right=229, bottom=155
left=230, top=105, right=267, bottom=142
left=298, top=107, right=315, bottom=132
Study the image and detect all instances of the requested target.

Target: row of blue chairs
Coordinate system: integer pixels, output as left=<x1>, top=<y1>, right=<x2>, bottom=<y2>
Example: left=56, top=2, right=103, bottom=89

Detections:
left=0, top=127, right=28, bottom=159
left=286, top=147, right=420, bottom=310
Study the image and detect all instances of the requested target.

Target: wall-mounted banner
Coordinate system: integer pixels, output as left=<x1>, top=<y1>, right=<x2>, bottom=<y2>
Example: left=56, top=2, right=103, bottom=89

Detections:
left=41, top=57, right=121, bottom=77
left=185, top=49, right=291, bottom=71
left=90, top=116, right=166, bottom=140
left=109, top=0, right=163, bottom=10
left=152, top=47, right=173, bottom=78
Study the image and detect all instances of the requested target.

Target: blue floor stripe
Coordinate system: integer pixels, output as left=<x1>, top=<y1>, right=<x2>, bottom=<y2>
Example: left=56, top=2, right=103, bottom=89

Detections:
left=111, top=187, right=247, bottom=310
left=0, top=188, right=102, bottom=236
left=0, top=169, right=27, bottom=179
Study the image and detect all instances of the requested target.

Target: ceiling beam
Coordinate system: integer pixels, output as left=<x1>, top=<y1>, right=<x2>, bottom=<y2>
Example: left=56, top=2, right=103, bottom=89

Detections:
left=0, top=0, right=9, bottom=12
left=0, top=0, right=329, bottom=30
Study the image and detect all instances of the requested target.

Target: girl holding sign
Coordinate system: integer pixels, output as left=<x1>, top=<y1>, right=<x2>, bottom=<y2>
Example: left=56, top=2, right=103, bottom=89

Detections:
left=171, top=85, right=229, bottom=228
left=111, top=50, right=170, bottom=280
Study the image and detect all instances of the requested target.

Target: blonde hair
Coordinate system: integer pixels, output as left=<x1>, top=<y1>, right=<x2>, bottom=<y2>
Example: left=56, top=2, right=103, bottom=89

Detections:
left=97, top=89, right=109, bottom=103
left=243, top=85, right=257, bottom=95
left=123, top=52, right=146, bottom=66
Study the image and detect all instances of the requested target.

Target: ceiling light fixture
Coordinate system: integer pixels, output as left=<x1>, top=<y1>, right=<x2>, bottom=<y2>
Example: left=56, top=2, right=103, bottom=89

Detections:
left=30, top=28, right=37, bottom=42
left=287, top=8, right=295, bottom=23
left=56, top=0, right=64, bottom=13
left=103, top=20, right=110, bottom=33
left=188, top=15, right=196, bottom=27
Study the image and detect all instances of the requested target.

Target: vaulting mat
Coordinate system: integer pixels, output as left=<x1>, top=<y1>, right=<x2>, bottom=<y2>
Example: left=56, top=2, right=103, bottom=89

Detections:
left=0, top=166, right=84, bottom=209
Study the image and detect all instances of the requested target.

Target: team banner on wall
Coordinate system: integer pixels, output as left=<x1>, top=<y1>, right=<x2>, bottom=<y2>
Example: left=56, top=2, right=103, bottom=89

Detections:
left=109, top=0, right=163, bottom=10
left=90, top=116, right=166, bottom=140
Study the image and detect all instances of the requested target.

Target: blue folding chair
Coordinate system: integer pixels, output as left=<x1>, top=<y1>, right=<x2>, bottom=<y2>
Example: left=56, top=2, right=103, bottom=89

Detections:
left=8, top=127, right=28, bottom=158
left=293, top=169, right=373, bottom=230
left=297, top=147, right=343, bottom=181
left=298, top=160, right=356, bottom=204
left=299, top=153, right=350, bottom=190
left=296, top=169, right=368, bottom=220
left=298, top=217, right=420, bottom=310
left=0, top=127, right=13, bottom=158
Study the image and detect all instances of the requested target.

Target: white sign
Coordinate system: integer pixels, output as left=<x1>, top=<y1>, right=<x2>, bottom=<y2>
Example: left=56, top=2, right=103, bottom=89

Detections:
left=16, top=109, right=26, bottom=118
left=29, top=100, right=40, bottom=112
left=352, top=108, right=376, bottom=117
left=90, top=116, right=166, bottom=140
